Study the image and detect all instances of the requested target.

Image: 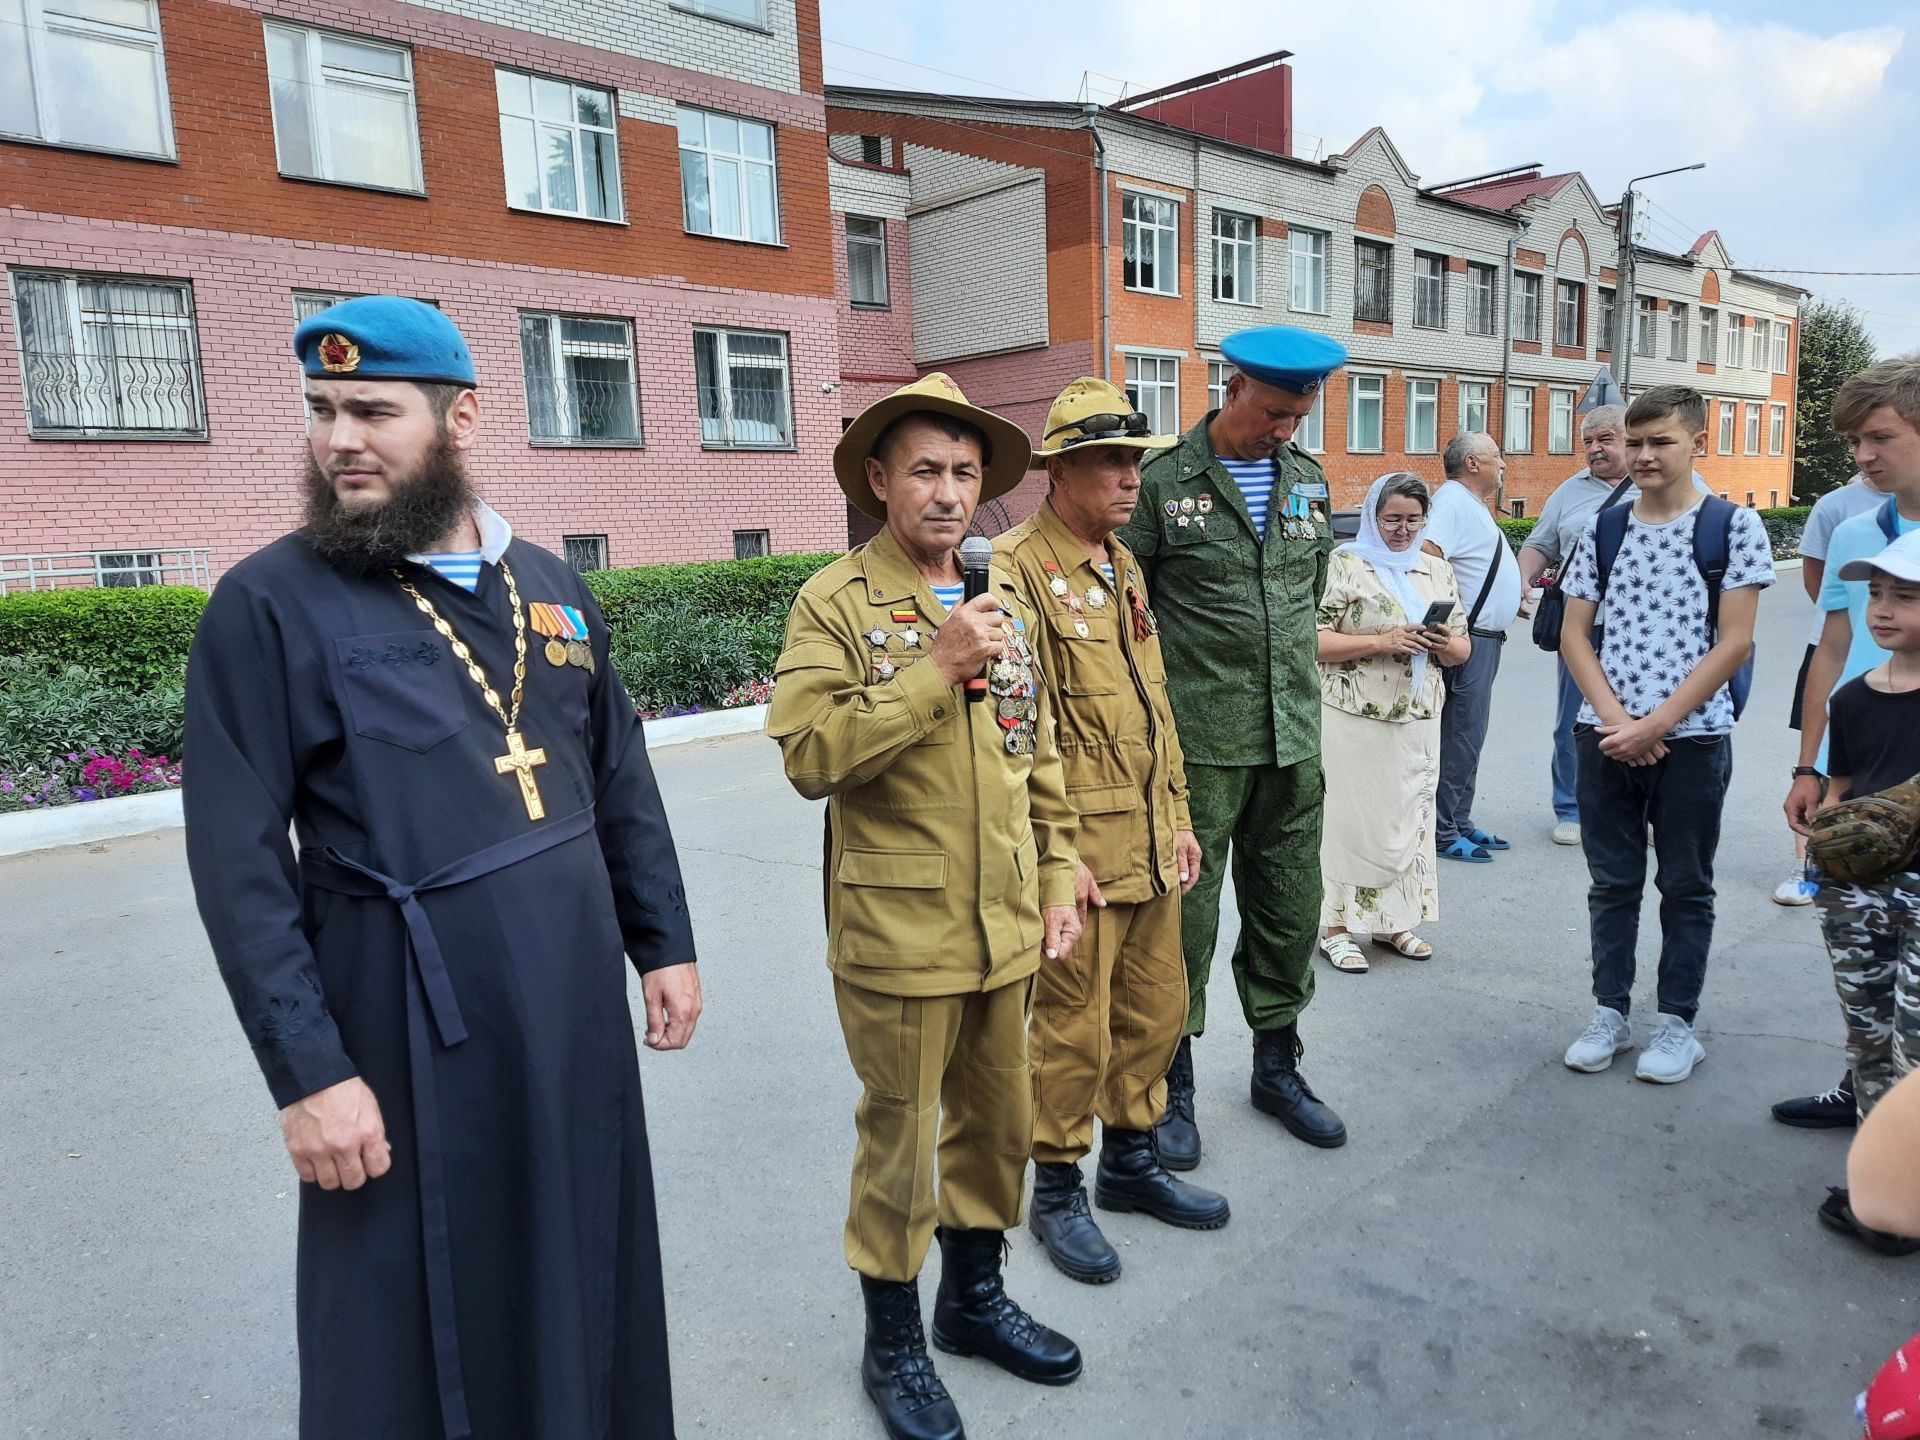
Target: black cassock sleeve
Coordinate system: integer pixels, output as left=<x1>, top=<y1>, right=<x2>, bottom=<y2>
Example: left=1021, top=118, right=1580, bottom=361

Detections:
left=184, top=576, right=359, bottom=1109
left=581, top=585, right=697, bottom=975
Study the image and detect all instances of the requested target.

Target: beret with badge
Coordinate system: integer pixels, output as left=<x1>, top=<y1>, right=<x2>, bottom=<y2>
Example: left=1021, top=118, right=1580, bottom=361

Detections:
left=292, top=294, right=478, bottom=387
left=1219, top=325, right=1348, bottom=396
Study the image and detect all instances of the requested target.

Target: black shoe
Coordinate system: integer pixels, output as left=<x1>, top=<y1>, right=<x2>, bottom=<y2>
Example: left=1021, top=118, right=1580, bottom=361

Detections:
left=1818, top=1185, right=1920, bottom=1257
left=1153, top=1035, right=1202, bottom=1171
left=1251, top=1023, right=1347, bottom=1148
left=858, top=1275, right=965, bottom=1440
left=1772, top=1073, right=1858, bottom=1129
left=1094, top=1128, right=1230, bottom=1229
left=1029, top=1161, right=1121, bottom=1284
left=930, top=1227, right=1082, bottom=1385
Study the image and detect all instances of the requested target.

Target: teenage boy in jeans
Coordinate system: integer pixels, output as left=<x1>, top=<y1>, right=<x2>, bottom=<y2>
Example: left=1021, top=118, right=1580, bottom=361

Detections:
left=1557, top=386, right=1775, bottom=1082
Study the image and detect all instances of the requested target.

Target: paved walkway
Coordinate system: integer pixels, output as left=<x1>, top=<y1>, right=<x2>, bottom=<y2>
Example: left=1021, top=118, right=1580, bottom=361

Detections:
left=0, top=581, right=1896, bottom=1439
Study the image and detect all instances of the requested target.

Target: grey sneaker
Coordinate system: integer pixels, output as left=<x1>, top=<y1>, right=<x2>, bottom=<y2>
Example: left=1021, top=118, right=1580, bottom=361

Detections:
left=1564, top=1005, right=1632, bottom=1072
left=1635, top=1015, right=1704, bottom=1083
left=1552, top=821, right=1581, bottom=847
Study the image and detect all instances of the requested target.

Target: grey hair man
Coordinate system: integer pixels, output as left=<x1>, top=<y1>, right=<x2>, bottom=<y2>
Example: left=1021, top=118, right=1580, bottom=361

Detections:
left=1425, top=432, right=1524, bottom=861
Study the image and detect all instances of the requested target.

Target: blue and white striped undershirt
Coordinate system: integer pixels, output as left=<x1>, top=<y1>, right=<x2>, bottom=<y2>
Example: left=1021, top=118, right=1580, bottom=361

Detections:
left=930, top=582, right=965, bottom=615
left=1216, top=457, right=1275, bottom=540
left=418, top=550, right=484, bottom=592
left=1098, top=561, right=1115, bottom=588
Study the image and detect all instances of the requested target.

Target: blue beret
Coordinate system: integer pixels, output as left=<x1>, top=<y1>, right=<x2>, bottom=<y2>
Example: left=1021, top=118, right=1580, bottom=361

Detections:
left=293, top=295, right=477, bottom=387
left=1219, top=326, right=1347, bottom=396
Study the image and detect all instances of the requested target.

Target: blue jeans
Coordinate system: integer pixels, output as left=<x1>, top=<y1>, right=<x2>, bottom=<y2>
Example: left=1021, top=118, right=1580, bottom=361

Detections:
left=1575, top=728, right=1733, bottom=1024
left=1552, top=656, right=1582, bottom=823
left=1437, top=633, right=1503, bottom=847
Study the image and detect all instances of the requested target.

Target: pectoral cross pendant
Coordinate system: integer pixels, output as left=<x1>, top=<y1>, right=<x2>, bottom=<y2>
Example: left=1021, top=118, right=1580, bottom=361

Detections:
left=494, top=729, right=549, bottom=821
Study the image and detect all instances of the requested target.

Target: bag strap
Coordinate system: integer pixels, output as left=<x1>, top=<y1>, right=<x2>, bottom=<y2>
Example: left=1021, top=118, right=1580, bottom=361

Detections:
left=1692, top=495, right=1735, bottom=641
left=1591, top=498, right=1633, bottom=608
left=1881, top=495, right=1902, bottom=543
left=1466, top=533, right=1503, bottom=629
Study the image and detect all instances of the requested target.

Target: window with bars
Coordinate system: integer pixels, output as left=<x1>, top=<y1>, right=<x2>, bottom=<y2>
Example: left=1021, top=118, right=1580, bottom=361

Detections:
left=1770, top=403, right=1787, bottom=455
left=1413, top=253, right=1446, bottom=330
left=1212, top=211, right=1257, bottom=305
left=1510, top=272, right=1540, bottom=342
left=562, top=534, right=608, bottom=571
left=846, top=216, right=888, bottom=308
left=2, top=0, right=175, bottom=157
left=678, top=106, right=778, bottom=243
left=1597, top=286, right=1616, bottom=352
left=859, top=134, right=883, bottom=164
left=1669, top=302, right=1689, bottom=362
left=1548, top=388, right=1576, bottom=454
left=1354, top=240, right=1392, bottom=323
left=1349, top=374, right=1384, bottom=452
left=1554, top=280, right=1583, bottom=348
left=1698, top=306, right=1718, bottom=364
left=1460, top=380, right=1490, bottom=435
left=1289, top=228, right=1327, bottom=312
left=1635, top=297, right=1658, bottom=358
left=1123, top=193, right=1179, bottom=295
left=1123, top=353, right=1179, bottom=435
left=12, top=271, right=206, bottom=438
left=519, top=312, right=642, bottom=446
left=1406, top=377, right=1438, bottom=452
left=695, top=327, right=792, bottom=448
left=1505, top=387, right=1534, bottom=454
left=1466, top=263, right=1497, bottom=335
left=732, top=528, right=770, bottom=559
left=265, top=22, right=422, bottom=192
left=97, top=551, right=162, bottom=587
left=496, top=69, right=621, bottom=222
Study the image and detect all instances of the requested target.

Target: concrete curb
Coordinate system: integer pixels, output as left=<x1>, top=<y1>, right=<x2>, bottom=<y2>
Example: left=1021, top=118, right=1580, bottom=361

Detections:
left=0, top=705, right=771, bottom=860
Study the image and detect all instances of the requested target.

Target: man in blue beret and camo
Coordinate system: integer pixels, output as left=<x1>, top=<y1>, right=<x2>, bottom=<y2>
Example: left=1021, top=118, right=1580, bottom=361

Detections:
left=1116, top=325, right=1350, bottom=1166
left=183, top=295, right=701, bottom=1439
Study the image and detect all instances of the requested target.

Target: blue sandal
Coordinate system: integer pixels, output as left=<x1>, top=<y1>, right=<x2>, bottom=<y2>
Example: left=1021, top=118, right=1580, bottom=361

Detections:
left=1439, top=837, right=1492, bottom=863
left=1465, top=827, right=1510, bottom=852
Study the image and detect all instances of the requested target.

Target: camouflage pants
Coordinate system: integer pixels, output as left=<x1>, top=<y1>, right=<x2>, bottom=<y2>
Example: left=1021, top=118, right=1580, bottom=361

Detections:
left=1814, top=871, right=1920, bottom=1115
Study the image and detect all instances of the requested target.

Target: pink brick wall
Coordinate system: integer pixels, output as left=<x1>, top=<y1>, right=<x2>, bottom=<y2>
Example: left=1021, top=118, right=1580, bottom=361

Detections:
left=833, top=217, right=916, bottom=393
left=0, top=210, right=850, bottom=577
left=935, top=341, right=1099, bottom=532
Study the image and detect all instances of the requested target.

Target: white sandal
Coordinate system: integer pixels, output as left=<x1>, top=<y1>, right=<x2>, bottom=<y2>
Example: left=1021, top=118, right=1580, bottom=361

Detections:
left=1320, top=932, right=1368, bottom=973
left=1372, top=930, right=1433, bottom=960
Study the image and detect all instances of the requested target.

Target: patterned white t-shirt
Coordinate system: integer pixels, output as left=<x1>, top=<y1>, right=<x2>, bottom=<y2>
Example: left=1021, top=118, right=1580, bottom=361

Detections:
left=1560, top=500, right=1775, bottom=737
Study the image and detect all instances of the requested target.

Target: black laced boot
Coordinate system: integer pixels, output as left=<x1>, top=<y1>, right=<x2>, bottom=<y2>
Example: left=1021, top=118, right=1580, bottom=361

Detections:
left=1251, top=1022, right=1347, bottom=1148
left=1153, top=1034, right=1202, bottom=1171
left=1094, top=1128, right=1231, bottom=1228
left=929, top=1227, right=1082, bottom=1385
left=859, top=1275, right=964, bottom=1440
left=1029, top=1161, right=1121, bottom=1284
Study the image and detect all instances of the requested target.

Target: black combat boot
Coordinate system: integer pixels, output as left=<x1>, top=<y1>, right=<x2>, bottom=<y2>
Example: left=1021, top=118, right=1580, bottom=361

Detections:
left=1153, top=1034, right=1202, bottom=1171
left=929, top=1227, right=1082, bottom=1385
left=1251, top=1023, right=1347, bottom=1148
left=858, top=1275, right=965, bottom=1440
left=1094, top=1128, right=1231, bottom=1228
left=1029, top=1161, right=1121, bottom=1284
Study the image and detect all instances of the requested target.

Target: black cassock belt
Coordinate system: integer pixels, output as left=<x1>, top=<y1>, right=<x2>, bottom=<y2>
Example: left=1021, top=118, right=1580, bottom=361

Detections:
left=299, top=806, right=598, bottom=1440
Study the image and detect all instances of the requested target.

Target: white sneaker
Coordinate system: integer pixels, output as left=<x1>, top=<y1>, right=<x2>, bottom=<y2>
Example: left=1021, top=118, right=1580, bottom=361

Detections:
left=1564, top=1005, right=1632, bottom=1072
left=1635, top=1016, right=1705, bottom=1084
left=1552, top=821, right=1581, bottom=847
left=1772, top=865, right=1817, bottom=906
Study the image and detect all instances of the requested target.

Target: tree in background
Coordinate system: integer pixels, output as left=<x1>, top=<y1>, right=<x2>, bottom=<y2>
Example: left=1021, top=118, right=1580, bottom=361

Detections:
left=1795, top=299, right=1878, bottom=499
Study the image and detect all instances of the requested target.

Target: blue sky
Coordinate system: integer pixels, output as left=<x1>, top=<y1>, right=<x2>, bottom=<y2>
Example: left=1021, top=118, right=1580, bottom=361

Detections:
left=818, top=1, right=1920, bottom=356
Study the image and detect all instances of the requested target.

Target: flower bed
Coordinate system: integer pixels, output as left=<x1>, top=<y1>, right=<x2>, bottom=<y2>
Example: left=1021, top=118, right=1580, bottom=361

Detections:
left=0, top=747, right=183, bottom=814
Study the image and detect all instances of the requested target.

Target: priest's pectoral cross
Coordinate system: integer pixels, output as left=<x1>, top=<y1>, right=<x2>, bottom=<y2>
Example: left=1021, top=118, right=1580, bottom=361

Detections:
left=494, top=730, right=548, bottom=821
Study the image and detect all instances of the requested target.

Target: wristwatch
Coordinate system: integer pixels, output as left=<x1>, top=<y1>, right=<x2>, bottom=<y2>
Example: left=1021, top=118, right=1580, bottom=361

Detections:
left=1791, top=766, right=1825, bottom=780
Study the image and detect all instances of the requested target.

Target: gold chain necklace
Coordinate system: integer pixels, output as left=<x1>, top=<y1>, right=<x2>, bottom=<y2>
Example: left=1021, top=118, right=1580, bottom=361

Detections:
left=394, top=560, right=548, bottom=820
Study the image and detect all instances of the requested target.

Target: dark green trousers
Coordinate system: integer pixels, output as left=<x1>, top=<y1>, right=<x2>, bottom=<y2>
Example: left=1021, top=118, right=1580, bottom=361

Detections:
left=1180, top=759, right=1323, bottom=1036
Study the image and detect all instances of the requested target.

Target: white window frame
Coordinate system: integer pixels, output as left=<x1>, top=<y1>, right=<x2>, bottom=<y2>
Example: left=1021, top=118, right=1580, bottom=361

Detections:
left=1511, top=271, right=1540, bottom=342
left=1634, top=296, right=1658, bottom=358
left=1698, top=306, right=1718, bottom=365
left=678, top=105, right=780, bottom=244
left=1750, top=319, right=1769, bottom=374
left=1466, top=263, right=1497, bottom=336
left=1123, top=192, right=1180, bottom=296
left=1206, top=359, right=1229, bottom=414
left=1354, top=240, right=1392, bottom=324
left=1726, top=311, right=1744, bottom=368
left=1769, top=403, right=1787, bottom=455
left=11, top=269, right=207, bottom=439
left=1413, top=253, right=1446, bottom=330
left=1554, top=280, right=1582, bottom=349
left=668, top=0, right=768, bottom=29
left=1460, top=379, right=1491, bottom=435
left=1297, top=387, right=1324, bottom=454
left=1548, top=387, right=1576, bottom=454
left=1405, top=377, right=1439, bottom=453
left=1717, top=399, right=1735, bottom=454
left=695, top=325, right=793, bottom=449
left=495, top=68, right=623, bottom=223
left=845, top=215, right=889, bottom=308
left=264, top=21, right=423, bottom=194
left=1668, top=302, right=1689, bottom=362
left=1505, top=385, right=1534, bottom=455
left=1348, top=372, right=1385, bottom=453
left=1744, top=402, right=1762, bottom=456
left=1597, top=286, right=1617, bottom=352
left=1288, top=227, right=1327, bottom=313
left=1123, top=352, right=1181, bottom=435
left=3, top=0, right=176, bottom=159
left=519, top=310, right=643, bottom=448
left=1211, top=211, right=1258, bottom=306
left=1773, top=322, right=1791, bottom=374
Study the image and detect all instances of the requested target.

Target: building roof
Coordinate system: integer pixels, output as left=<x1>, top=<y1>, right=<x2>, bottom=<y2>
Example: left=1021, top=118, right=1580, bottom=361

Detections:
left=1429, top=170, right=1578, bottom=213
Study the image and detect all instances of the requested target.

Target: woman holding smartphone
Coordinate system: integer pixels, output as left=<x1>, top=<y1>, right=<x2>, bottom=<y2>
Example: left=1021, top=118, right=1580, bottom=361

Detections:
left=1314, top=473, right=1471, bottom=973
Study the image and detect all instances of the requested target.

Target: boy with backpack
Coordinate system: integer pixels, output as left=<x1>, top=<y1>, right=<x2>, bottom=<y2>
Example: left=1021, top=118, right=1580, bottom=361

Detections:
left=1556, top=386, right=1775, bottom=1082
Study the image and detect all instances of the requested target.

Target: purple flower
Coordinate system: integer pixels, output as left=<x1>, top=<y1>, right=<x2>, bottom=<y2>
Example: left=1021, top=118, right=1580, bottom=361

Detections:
left=73, top=787, right=97, bottom=802
left=66, top=752, right=78, bottom=762
left=0, top=781, right=10, bottom=794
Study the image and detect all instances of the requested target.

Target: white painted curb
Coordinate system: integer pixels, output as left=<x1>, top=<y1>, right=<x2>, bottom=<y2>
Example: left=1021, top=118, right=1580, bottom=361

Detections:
left=0, top=704, right=772, bottom=859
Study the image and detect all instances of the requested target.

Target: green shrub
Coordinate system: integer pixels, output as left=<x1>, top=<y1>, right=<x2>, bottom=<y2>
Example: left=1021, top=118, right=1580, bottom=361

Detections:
left=585, top=554, right=838, bottom=631
left=1498, top=517, right=1537, bottom=552
left=0, top=654, right=185, bottom=772
left=607, top=602, right=788, bottom=713
left=0, top=586, right=205, bottom=691
left=1498, top=506, right=1809, bottom=558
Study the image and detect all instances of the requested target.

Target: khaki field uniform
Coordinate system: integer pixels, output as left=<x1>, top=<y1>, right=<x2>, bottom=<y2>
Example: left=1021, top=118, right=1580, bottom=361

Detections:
left=995, top=500, right=1192, bottom=1163
left=767, top=526, right=1080, bottom=1281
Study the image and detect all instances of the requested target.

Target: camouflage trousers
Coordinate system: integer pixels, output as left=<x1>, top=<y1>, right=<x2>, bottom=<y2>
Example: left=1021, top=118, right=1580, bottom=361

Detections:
left=1814, top=871, right=1920, bottom=1115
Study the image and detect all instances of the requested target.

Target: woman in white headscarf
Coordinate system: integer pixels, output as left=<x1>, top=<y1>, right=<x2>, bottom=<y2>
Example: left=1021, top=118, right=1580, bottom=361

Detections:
left=1314, top=472, right=1471, bottom=973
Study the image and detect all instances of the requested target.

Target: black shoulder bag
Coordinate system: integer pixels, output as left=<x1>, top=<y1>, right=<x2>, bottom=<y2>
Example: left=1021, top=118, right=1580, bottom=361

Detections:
left=1532, top=476, right=1633, bottom=652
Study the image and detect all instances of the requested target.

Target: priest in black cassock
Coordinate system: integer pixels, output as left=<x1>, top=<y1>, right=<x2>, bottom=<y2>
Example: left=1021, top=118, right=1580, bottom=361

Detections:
left=183, top=295, right=701, bottom=1440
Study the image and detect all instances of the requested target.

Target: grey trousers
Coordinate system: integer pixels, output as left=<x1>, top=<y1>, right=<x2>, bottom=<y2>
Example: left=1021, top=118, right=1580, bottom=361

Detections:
left=1436, top=631, right=1505, bottom=847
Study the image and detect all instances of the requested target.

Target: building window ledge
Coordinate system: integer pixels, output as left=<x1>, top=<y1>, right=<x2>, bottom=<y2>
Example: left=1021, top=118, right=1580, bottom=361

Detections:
left=0, top=132, right=178, bottom=165
left=506, top=202, right=629, bottom=227
left=280, top=171, right=428, bottom=200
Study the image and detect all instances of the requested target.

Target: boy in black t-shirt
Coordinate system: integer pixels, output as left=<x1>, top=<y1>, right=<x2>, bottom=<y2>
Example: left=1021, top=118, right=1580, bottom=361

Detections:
left=1807, top=530, right=1920, bottom=1252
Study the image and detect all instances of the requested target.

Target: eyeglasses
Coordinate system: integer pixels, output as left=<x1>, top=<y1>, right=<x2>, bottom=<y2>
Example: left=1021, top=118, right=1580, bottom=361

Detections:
left=1045, top=411, right=1152, bottom=448
left=1378, top=516, right=1427, bottom=532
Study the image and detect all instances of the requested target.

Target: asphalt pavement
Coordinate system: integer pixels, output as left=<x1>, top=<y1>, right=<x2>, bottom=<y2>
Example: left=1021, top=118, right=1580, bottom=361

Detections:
left=3, top=576, right=1912, bottom=1440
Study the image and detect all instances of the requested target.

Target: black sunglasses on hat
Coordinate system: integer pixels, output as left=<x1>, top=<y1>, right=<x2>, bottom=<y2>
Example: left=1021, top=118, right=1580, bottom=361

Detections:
left=1044, top=411, right=1153, bottom=447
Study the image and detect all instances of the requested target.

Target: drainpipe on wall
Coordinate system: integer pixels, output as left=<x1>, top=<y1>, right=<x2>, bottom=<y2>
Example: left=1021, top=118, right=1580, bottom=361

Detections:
left=1083, top=104, right=1112, bottom=382
left=1498, top=219, right=1530, bottom=454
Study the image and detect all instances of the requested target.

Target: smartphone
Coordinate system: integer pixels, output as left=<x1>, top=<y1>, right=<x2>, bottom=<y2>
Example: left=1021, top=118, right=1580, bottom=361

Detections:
left=1418, top=599, right=1453, bottom=631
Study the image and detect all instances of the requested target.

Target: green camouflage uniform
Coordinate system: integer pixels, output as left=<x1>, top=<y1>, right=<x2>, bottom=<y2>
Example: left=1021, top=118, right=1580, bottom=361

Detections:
left=1814, top=871, right=1920, bottom=1113
left=1116, top=416, right=1334, bottom=1037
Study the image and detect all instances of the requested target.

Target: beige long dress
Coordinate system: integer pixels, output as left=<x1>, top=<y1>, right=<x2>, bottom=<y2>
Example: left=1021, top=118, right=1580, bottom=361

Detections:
left=1316, top=548, right=1466, bottom=934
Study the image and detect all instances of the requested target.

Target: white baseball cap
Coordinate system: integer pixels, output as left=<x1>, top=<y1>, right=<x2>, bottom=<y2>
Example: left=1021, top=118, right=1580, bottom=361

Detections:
left=1838, top=527, right=1920, bottom=584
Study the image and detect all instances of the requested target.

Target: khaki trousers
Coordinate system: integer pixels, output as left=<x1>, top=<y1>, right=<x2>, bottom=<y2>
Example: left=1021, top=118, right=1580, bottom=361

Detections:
left=1029, top=888, right=1187, bottom=1164
left=834, top=976, right=1035, bottom=1282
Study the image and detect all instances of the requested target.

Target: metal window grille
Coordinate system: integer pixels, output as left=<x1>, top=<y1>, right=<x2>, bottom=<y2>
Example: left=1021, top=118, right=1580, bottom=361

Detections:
left=96, top=551, right=162, bottom=587
left=678, top=106, right=779, bottom=243
left=1289, top=229, right=1326, bottom=311
left=1510, top=273, right=1539, bottom=342
left=520, top=312, right=642, bottom=446
left=1554, top=281, right=1581, bottom=347
left=1354, top=241, right=1391, bottom=323
left=264, top=21, right=422, bottom=192
left=732, top=529, right=770, bottom=559
left=1212, top=212, right=1257, bottom=304
left=859, top=134, right=882, bottom=164
left=562, top=534, right=608, bottom=571
left=0, top=546, right=210, bottom=594
left=4, top=0, right=176, bottom=157
left=1467, top=265, right=1496, bottom=335
left=696, top=327, right=792, bottom=448
left=1123, top=193, right=1178, bottom=294
left=13, top=271, right=207, bottom=437
left=496, top=69, right=621, bottom=221
left=1413, top=254, right=1445, bottom=329
left=846, top=216, right=889, bottom=307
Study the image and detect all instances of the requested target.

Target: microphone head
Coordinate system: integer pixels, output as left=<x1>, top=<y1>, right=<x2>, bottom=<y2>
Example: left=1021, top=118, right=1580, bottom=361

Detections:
left=959, top=536, right=995, bottom=573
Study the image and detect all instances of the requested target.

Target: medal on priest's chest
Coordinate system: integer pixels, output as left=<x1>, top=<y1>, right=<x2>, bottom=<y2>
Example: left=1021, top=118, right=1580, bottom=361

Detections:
left=396, top=562, right=549, bottom=821
left=528, top=601, right=594, bottom=672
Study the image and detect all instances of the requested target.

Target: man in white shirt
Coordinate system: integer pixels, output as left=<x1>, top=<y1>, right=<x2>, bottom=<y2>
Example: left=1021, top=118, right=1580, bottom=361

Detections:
left=1427, top=432, right=1524, bottom=861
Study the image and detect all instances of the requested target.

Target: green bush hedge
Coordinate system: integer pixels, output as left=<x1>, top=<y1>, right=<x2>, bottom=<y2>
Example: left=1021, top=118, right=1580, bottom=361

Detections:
left=1498, top=505, right=1811, bottom=559
left=0, top=586, right=205, bottom=690
left=0, top=654, right=185, bottom=772
left=583, top=554, right=838, bottom=632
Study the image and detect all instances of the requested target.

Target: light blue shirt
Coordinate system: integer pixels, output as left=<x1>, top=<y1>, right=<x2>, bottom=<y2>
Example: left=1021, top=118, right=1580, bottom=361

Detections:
left=1217, top=456, right=1274, bottom=540
left=417, top=550, right=482, bottom=592
left=406, top=500, right=514, bottom=592
left=1815, top=499, right=1916, bottom=765
left=930, top=582, right=965, bottom=615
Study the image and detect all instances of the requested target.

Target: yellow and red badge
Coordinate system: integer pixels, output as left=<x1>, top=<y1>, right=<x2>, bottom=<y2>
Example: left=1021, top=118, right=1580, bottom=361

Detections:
left=317, top=333, right=361, bottom=373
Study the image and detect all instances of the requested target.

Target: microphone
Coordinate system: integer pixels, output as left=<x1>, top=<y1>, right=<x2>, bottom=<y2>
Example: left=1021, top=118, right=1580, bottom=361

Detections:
left=959, top=536, right=994, bottom=704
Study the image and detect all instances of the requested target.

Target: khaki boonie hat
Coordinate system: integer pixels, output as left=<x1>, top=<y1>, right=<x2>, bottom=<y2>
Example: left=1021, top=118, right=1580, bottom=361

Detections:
left=834, top=372, right=1032, bottom=520
left=1028, top=377, right=1178, bottom=468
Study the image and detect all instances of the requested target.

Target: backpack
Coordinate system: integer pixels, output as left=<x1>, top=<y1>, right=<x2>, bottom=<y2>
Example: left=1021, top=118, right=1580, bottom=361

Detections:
left=1592, top=495, right=1755, bottom=721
